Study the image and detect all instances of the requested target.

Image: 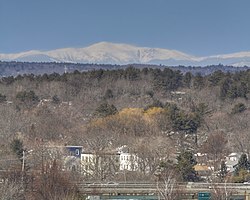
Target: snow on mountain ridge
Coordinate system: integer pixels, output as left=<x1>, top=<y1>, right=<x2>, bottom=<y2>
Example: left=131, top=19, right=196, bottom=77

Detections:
left=45, top=42, right=196, bottom=64
left=0, top=50, right=42, bottom=60
left=208, top=51, right=250, bottom=59
left=0, top=42, right=250, bottom=66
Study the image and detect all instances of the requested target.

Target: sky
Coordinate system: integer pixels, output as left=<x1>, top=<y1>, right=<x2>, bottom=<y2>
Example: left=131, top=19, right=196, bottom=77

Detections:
left=1, top=0, right=250, bottom=56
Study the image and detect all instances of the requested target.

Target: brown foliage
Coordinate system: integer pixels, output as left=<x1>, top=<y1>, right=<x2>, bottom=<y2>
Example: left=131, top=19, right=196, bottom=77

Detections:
left=201, top=131, right=228, bottom=170
left=30, top=160, right=80, bottom=200
left=0, top=181, right=24, bottom=200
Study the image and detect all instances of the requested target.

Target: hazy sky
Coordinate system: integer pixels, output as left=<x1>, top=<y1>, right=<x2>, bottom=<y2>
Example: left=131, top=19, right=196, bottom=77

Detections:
left=1, top=0, right=250, bottom=56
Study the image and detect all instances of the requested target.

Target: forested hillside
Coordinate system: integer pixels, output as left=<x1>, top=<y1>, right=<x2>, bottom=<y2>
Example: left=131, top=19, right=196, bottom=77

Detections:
left=0, top=61, right=249, bottom=77
left=0, top=67, right=250, bottom=148
left=0, top=66, right=249, bottom=184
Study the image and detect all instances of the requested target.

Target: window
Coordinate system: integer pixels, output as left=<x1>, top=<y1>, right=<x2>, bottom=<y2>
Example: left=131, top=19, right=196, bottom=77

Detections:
left=75, top=149, right=80, bottom=156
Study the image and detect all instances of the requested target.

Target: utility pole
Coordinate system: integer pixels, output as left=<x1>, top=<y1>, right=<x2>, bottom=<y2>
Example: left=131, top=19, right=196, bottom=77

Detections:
left=22, top=150, right=25, bottom=172
left=21, top=150, right=25, bottom=191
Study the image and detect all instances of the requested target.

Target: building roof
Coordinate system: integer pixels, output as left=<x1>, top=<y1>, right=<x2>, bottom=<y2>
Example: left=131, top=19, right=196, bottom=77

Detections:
left=194, top=164, right=210, bottom=171
left=225, top=160, right=238, bottom=167
left=228, top=152, right=241, bottom=157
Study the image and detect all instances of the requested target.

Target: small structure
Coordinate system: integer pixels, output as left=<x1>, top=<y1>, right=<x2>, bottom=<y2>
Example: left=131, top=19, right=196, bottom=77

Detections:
left=225, top=153, right=241, bottom=173
left=194, top=164, right=212, bottom=181
left=65, top=146, right=82, bottom=158
left=64, top=146, right=83, bottom=172
left=170, top=91, right=186, bottom=101
left=198, top=192, right=211, bottom=200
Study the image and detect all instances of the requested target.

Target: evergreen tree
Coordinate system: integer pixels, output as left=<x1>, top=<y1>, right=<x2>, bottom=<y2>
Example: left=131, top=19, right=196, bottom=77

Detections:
left=237, top=82, right=248, bottom=98
left=103, top=89, right=114, bottom=99
left=0, top=93, right=7, bottom=103
left=208, top=70, right=224, bottom=86
left=231, top=103, right=246, bottom=114
left=235, top=154, right=249, bottom=175
left=10, top=139, right=24, bottom=163
left=183, top=72, right=192, bottom=88
left=145, top=99, right=164, bottom=110
left=219, top=160, right=228, bottom=181
left=172, top=111, right=201, bottom=135
left=16, top=90, right=39, bottom=106
left=94, top=102, right=118, bottom=118
left=193, top=73, right=204, bottom=89
left=52, top=95, right=61, bottom=104
left=220, top=78, right=232, bottom=100
left=176, top=151, right=197, bottom=181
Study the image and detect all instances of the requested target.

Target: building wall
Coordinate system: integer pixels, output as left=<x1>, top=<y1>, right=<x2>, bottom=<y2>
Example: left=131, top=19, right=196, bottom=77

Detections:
left=119, top=152, right=138, bottom=171
left=81, top=153, right=96, bottom=175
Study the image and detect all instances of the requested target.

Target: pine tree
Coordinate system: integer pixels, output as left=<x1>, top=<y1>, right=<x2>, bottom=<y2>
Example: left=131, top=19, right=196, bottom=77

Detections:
left=94, top=102, right=118, bottom=118
left=219, top=160, right=228, bottom=181
left=235, top=154, right=249, bottom=175
left=176, top=151, right=198, bottom=181
left=10, top=139, right=24, bottom=163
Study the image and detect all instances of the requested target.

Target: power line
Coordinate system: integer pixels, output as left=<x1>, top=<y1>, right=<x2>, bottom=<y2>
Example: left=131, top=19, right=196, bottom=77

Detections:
left=0, top=158, right=20, bottom=162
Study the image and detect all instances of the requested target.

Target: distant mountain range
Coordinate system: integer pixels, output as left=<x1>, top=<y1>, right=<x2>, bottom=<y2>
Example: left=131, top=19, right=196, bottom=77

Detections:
left=1, top=42, right=250, bottom=67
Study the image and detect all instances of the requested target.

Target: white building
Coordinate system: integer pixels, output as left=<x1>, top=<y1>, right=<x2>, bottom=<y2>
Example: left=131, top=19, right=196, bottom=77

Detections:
left=80, top=146, right=139, bottom=175
left=119, top=152, right=138, bottom=171
left=225, top=153, right=242, bottom=173
left=81, top=152, right=95, bottom=175
left=81, top=152, right=120, bottom=176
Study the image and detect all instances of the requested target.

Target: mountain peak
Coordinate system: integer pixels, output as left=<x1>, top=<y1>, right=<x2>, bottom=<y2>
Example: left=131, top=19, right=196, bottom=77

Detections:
left=0, top=42, right=250, bottom=66
left=87, top=41, right=137, bottom=51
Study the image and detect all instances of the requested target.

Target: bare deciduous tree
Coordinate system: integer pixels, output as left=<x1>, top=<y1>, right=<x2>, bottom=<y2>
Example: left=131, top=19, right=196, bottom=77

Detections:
left=156, top=167, right=183, bottom=200
left=131, top=136, right=175, bottom=177
left=30, top=159, right=79, bottom=200
left=209, top=181, right=234, bottom=200
left=201, top=131, right=228, bottom=171
left=0, top=181, right=24, bottom=200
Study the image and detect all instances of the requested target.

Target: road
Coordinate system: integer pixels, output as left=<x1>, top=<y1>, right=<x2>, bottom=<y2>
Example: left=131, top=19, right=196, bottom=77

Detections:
left=75, top=182, right=250, bottom=195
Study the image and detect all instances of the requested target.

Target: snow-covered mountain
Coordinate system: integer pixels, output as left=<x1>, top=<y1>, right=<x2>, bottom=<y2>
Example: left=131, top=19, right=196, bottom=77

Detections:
left=1, top=42, right=250, bottom=66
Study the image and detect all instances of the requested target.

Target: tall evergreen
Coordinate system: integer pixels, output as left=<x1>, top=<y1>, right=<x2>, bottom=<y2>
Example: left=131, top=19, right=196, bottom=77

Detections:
left=235, top=154, right=249, bottom=175
left=176, top=151, right=198, bottom=181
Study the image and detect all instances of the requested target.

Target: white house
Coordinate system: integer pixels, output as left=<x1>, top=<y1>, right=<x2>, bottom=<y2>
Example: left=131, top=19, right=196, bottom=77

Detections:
left=225, top=153, right=242, bottom=173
